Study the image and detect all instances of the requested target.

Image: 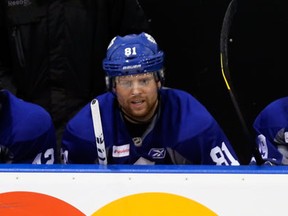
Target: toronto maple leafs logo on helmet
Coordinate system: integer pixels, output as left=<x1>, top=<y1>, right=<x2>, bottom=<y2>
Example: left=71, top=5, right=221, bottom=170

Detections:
left=144, top=32, right=157, bottom=44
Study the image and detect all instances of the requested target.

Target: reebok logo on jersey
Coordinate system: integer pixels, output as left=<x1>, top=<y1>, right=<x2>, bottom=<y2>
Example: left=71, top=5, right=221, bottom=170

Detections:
left=148, top=148, right=166, bottom=159
left=113, top=144, right=130, bottom=157
left=8, top=0, right=32, bottom=7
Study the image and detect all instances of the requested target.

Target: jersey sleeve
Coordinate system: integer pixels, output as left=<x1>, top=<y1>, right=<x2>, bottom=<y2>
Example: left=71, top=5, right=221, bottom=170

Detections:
left=253, top=113, right=286, bottom=165
left=161, top=89, right=240, bottom=165
left=61, top=103, right=98, bottom=164
left=13, top=107, right=57, bottom=164
left=3, top=90, right=57, bottom=164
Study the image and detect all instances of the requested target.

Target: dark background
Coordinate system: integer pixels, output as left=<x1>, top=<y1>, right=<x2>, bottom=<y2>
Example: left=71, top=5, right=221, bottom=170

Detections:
left=139, top=0, right=288, bottom=164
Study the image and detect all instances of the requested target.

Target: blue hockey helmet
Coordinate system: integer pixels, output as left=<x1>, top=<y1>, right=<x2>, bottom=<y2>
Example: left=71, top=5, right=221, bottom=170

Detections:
left=103, top=32, right=164, bottom=90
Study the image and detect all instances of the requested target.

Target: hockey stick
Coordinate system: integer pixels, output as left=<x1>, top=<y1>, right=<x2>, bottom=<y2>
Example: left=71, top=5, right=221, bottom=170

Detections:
left=91, top=98, right=108, bottom=165
left=220, top=0, right=264, bottom=165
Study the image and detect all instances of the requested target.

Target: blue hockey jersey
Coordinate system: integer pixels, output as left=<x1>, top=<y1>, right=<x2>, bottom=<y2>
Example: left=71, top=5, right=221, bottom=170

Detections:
left=0, top=89, right=56, bottom=164
left=253, top=96, right=288, bottom=165
left=62, top=88, right=239, bottom=165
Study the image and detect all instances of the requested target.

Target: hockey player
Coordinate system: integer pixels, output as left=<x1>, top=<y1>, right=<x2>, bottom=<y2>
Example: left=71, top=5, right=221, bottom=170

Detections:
left=0, top=85, right=57, bottom=164
left=61, top=32, right=240, bottom=165
left=253, top=97, right=288, bottom=165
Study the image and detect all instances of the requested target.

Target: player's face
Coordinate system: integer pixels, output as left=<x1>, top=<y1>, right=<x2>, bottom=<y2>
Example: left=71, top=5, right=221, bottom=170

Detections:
left=114, top=72, right=160, bottom=122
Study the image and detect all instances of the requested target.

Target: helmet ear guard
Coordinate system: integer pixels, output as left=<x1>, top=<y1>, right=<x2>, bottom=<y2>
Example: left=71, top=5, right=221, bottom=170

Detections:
left=155, top=69, right=165, bottom=84
left=105, top=76, right=112, bottom=91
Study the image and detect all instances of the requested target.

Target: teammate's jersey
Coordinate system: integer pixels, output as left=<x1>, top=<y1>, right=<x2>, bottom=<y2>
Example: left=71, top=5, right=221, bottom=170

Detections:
left=253, top=97, right=288, bottom=165
left=62, top=88, right=239, bottom=165
left=0, top=89, right=56, bottom=164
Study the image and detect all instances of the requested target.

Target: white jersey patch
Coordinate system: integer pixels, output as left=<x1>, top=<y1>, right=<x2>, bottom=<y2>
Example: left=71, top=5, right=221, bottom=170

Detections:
left=284, top=131, right=288, bottom=143
left=113, top=144, right=130, bottom=157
